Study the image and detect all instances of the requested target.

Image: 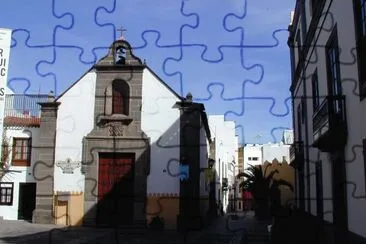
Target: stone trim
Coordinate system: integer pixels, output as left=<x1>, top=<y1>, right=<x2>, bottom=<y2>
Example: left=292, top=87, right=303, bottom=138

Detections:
left=147, top=193, right=179, bottom=198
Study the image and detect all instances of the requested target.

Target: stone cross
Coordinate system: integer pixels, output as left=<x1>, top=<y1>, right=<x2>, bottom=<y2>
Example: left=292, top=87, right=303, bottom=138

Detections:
left=116, top=27, right=127, bottom=40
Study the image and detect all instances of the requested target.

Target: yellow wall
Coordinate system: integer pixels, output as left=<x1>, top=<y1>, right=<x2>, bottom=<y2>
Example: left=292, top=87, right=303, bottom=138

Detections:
left=146, top=193, right=179, bottom=229
left=263, top=159, right=295, bottom=206
left=53, top=191, right=84, bottom=226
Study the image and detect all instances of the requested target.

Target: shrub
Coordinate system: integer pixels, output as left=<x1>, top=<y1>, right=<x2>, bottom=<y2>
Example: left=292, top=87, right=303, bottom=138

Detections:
left=149, top=216, right=165, bottom=230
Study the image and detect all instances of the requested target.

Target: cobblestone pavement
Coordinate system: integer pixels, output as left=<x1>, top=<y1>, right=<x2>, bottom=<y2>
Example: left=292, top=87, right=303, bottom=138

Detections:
left=0, top=212, right=270, bottom=244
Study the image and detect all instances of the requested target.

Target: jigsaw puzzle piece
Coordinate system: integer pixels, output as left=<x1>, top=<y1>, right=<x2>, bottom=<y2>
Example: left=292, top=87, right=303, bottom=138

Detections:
left=132, top=36, right=183, bottom=93
left=164, top=45, right=263, bottom=97
left=52, top=0, right=117, bottom=63
left=37, top=46, right=94, bottom=96
left=181, top=0, right=246, bottom=60
left=1, top=0, right=72, bottom=47
left=224, top=98, right=292, bottom=144
left=8, top=32, right=55, bottom=94
left=96, top=0, right=197, bottom=49
left=225, top=0, right=292, bottom=47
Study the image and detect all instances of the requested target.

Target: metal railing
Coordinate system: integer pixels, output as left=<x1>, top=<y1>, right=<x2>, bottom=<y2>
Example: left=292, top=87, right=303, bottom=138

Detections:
left=289, top=141, right=304, bottom=163
left=4, top=94, right=49, bottom=119
left=312, top=95, right=346, bottom=136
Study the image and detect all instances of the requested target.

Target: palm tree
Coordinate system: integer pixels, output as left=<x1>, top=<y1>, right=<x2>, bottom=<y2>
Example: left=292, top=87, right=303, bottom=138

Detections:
left=237, top=164, right=293, bottom=220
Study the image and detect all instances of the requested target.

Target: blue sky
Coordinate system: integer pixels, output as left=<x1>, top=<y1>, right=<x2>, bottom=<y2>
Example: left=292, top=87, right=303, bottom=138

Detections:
left=1, top=0, right=295, bottom=145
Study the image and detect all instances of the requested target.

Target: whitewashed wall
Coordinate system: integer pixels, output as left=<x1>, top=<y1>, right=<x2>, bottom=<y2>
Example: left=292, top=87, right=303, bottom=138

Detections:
left=262, top=143, right=290, bottom=163
left=208, top=116, right=237, bottom=211
left=0, top=127, right=39, bottom=220
left=326, top=1, right=366, bottom=237
left=243, top=144, right=262, bottom=168
left=53, top=71, right=96, bottom=193
left=141, top=68, right=181, bottom=195
left=292, top=0, right=366, bottom=238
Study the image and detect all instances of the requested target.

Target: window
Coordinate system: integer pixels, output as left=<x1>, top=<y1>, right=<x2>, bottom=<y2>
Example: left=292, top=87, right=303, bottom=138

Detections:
left=310, top=0, right=318, bottom=16
left=0, top=183, right=13, bottom=205
left=112, top=80, right=130, bottom=115
left=326, top=28, right=342, bottom=112
left=297, top=104, right=303, bottom=140
left=301, top=98, right=306, bottom=124
left=312, top=69, right=320, bottom=111
left=363, top=139, right=366, bottom=190
left=315, top=160, right=323, bottom=218
left=296, top=29, right=302, bottom=62
left=12, top=138, right=31, bottom=166
left=354, top=0, right=366, bottom=98
left=301, top=3, right=307, bottom=44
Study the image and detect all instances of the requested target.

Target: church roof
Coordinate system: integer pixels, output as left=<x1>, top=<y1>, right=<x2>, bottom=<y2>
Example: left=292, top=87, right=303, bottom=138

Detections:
left=55, top=39, right=183, bottom=102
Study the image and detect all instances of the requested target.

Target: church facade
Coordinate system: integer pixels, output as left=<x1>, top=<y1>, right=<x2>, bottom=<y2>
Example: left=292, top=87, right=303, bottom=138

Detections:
left=0, top=39, right=214, bottom=230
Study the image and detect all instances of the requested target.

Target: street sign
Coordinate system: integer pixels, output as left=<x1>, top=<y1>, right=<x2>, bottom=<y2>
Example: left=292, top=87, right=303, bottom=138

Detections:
left=179, top=164, right=189, bottom=181
left=0, top=28, right=12, bottom=164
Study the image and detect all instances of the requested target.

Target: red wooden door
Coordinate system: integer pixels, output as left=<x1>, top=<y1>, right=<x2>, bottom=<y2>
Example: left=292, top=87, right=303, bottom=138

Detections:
left=97, top=153, right=135, bottom=226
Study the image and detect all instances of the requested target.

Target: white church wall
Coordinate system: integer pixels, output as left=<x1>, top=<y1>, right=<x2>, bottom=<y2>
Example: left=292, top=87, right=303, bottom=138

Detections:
left=53, top=71, right=97, bottom=193
left=0, top=127, right=39, bottom=220
left=141, top=68, right=181, bottom=195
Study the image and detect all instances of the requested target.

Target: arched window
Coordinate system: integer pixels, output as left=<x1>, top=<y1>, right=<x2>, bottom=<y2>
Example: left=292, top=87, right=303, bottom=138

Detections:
left=112, top=80, right=129, bottom=115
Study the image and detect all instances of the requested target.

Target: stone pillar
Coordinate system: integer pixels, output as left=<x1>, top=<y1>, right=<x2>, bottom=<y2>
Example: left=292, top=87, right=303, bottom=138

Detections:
left=32, top=94, right=60, bottom=224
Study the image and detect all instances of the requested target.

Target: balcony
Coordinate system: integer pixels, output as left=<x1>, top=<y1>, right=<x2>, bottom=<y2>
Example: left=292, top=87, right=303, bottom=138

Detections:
left=312, top=95, right=347, bottom=152
left=3, top=94, right=50, bottom=127
left=222, top=177, right=228, bottom=191
left=289, top=141, right=304, bottom=169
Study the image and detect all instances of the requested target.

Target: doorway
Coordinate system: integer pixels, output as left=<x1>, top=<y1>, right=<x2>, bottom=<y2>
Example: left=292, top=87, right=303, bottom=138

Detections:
left=330, top=150, right=348, bottom=243
left=97, top=152, right=135, bottom=226
left=18, top=183, right=36, bottom=221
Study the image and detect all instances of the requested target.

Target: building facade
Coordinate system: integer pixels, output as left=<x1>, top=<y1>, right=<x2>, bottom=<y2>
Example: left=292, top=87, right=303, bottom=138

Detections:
left=208, top=115, right=239, bottom=213
left=262, top=142, right=291, bottom=164
left=243, top=144, right=262, bottom=167
left=0, top=39, right=213, bottom=230
left=0, top=94, right=49, bottom=220
left=289, top=0, right=366, bottom=242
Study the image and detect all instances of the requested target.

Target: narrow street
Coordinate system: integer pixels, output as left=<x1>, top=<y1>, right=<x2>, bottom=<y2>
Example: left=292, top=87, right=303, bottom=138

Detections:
left=0, top=212, right=271, bottom=244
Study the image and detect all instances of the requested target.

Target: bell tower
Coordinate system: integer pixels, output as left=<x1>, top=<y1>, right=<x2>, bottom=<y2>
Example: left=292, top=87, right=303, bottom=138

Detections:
left=82, top=37, right=150, bottom=227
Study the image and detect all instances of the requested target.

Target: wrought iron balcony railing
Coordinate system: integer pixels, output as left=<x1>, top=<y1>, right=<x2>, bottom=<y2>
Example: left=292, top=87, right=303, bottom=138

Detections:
left=289, top=141, right=304, bottom=164
left=312, top=95, right=347, bottom=151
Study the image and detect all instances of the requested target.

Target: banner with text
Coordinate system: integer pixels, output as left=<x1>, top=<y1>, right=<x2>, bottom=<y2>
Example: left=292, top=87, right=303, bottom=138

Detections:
left=0, top=28, right=12, bottom=164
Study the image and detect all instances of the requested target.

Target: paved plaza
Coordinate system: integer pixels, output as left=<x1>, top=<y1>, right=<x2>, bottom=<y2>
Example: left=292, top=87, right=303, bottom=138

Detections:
left=0, top=212, right=271, bottom=244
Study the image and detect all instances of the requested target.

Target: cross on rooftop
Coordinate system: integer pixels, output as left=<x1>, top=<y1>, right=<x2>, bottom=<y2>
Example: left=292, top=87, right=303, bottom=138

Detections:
left=116, top=26, right=127, bottom=40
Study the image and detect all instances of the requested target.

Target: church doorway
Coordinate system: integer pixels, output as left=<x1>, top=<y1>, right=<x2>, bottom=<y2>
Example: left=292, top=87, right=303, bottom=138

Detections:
left=97, top=152, right=135, bottom=226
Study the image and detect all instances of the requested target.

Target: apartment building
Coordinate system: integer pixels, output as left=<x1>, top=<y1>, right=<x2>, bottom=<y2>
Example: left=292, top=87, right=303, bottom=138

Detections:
left=288, top=1, right=366, bottom=243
